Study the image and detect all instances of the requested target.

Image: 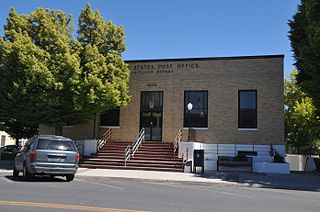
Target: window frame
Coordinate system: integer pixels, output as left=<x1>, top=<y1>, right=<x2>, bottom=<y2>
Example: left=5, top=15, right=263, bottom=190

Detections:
left=140, top=91, right=163, bottom=112
left=183, top=90, right=208, bottom=128
left=238, top=90, right=257, bottom=129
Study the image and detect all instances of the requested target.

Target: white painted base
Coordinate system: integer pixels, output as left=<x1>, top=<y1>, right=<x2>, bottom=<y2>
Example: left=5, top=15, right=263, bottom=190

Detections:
left=180, top=142, right=287, bottom=173
left=77, top=139, right=97, bottom=156
left=184, top=161, right=192, bottom=173
left=285, top=155, right=318, bottom=172
left=204, top=160, right=217, bottom=171
left=253, top=162, right=290, bottom=174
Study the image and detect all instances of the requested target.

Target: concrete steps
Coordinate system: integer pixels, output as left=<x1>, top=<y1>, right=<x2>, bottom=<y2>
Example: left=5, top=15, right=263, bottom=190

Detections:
left=79, top=140, right=185, bottom=172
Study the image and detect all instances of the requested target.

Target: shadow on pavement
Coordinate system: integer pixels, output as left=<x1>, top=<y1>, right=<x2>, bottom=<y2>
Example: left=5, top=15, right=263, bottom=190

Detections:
left=195, top=171, right=241, bottom=182
left=0, top=160, right=14, bottom=170
left=194, top=171, right=320, bottom=192
left=5, top=175, right=67, bottom=183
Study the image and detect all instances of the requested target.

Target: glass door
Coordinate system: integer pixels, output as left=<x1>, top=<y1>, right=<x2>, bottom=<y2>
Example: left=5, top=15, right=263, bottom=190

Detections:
left=140, top=91, right=163, bottom=141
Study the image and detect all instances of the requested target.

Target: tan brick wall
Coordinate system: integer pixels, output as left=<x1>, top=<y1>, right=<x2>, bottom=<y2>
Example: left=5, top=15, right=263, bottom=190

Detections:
left=40, top=56, right=284, bottom=145
left=39, top=119, right=96, bottom=140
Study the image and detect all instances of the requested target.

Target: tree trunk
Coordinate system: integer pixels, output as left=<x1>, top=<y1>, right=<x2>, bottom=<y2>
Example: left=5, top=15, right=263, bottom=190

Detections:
left=15, top=138, right=19, bottom=146
left=92, top=113, right=96, bottom=139
left=55, top=126, right=63, bottom=136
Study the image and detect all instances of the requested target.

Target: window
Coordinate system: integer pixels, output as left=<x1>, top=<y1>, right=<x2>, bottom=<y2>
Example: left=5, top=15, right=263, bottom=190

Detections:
left=141, top=91, right=163, bottom=111
left=238, top=90, right=257, bottom=128
left=1, top=135, right=6, bottom=147
left=22, top=138, right=34, bottom=152
left=184, top=91, right=208, bottom=128
left=37, top=139, right=75, bottom=151
left=100, top=108, right=120, bottom=127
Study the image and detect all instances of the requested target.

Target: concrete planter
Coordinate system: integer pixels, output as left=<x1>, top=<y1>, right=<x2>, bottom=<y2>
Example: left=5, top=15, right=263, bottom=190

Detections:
left=253, top=162, right=290, bottom=174
left=204, top=160, right=217, bottom=171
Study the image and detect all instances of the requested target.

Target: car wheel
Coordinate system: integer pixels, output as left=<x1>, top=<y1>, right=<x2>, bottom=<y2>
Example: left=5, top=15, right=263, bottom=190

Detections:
left=66, top=174, right=75, bottom=182
left=22, top=164, right=31, bottom=181
left=13, top=165, right=19, bottom=177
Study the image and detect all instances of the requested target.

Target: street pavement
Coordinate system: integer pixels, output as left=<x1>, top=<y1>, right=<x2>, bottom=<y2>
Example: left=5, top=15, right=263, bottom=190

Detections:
left=0, top=172, right=319, bottom=212
left=1, top=160, right=320, bottom=192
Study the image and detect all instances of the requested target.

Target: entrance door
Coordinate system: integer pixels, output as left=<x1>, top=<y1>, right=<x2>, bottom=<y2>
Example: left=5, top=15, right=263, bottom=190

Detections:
left=140, top=91, right=163, bottom=141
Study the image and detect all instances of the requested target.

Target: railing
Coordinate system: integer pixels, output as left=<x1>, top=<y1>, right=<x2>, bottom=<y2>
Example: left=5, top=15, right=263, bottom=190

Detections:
left=124, top=128, right=145, bottom=166
left=173, top=128, right=183, bottom=154
left=124, top=145, right=131, bottom=167
left=97, top=128, right=112, bottom=152
left=182, top=148, right=189, bottom=162
left=203, top=144, right=274, bottom=156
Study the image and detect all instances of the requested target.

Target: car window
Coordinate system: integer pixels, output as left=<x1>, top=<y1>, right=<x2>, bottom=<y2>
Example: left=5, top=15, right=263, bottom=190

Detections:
left=36, top=139, right=75, bottom=151
left=21, top=138, right=34, bottom=152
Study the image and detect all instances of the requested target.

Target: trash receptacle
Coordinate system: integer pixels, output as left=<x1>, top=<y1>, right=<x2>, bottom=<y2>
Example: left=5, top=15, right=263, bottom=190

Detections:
left=193, top=149, right=204, bottom=173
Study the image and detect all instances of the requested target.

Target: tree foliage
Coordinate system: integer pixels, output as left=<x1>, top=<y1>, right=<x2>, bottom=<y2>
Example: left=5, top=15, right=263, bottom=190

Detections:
left=0, top=119, right=38, bottom=145
left=288, top=0, right=320, bottom=113
left=0, top=4, right=130, bottom=136
left=284, top=70, right=320, bottom=150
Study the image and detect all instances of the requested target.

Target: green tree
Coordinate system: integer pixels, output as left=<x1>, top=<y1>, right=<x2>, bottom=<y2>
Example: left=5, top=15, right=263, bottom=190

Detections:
left=0, top=5, right=130, bottom=135
left=288, top=0, right=320, bottom=113
left=75, top=4, right=130, bottom=120
left=284, top=70, right=320, bottom=151
left=0, top=119, right=38, bottom=145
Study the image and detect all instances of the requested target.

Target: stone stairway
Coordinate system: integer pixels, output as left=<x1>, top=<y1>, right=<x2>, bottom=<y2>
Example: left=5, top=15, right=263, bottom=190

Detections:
left=79, top=140, right=185, bottom=172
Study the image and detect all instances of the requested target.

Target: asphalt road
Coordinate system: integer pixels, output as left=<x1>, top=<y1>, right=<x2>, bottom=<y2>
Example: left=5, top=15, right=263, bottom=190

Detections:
left=0, top=173, right=319, bottom=212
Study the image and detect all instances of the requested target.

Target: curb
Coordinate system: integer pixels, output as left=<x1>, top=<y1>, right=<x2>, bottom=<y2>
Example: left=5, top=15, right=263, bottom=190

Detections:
left=236, top=182, right=320, bottom=192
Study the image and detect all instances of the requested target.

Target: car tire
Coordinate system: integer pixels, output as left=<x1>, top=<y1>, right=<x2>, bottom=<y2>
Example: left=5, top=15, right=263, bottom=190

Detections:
left=13, top=165, right=19, bottom=177
left=22, top=164, right=31, bottom=181
left=66, top=174, right=75, bottom=182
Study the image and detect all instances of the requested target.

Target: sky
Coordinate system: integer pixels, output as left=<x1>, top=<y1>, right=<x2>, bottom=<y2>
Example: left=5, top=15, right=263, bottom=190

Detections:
left=0, top=0, right=301, bottom=77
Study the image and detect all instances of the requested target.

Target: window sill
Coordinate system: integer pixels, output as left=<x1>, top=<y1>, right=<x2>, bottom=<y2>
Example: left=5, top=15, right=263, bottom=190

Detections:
left=100, top=126, right=120, bottom=129
left=238, top=128, right=258, bottom=131
left=183, top=127, right=208, bottom=130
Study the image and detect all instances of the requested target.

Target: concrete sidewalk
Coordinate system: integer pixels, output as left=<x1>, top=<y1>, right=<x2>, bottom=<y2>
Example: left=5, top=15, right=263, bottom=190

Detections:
left=76, top=168, right=236, bottom=185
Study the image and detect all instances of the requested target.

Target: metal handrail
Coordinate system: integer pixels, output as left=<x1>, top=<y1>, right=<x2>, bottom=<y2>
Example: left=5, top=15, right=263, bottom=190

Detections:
left=131, top=128, right=145, bottom=157
left=97, top=128, right=112, bottom=152
left=124, top=145, right=131, bottom=166
left=124, top=128, right=145, bottom=166
left=173, top=128, right=183, bottom=154
left=182, top=148, right=189, bottom=162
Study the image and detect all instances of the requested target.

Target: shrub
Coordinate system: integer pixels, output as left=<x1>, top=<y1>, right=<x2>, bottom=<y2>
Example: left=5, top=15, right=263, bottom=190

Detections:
left=273, top=151, right=285, bottom=163
left=219, top=156, right=232, bottom=161
left=234, top=154, right=248, bottom=162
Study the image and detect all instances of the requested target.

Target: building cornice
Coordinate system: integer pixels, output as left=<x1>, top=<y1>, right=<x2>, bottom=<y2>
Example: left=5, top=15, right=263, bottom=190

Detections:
left=125, top=54, right=284, bottom=63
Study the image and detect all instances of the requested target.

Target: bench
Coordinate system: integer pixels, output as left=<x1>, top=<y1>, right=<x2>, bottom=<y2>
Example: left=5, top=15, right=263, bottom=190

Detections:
left=217, top=156, right=253, bottom=172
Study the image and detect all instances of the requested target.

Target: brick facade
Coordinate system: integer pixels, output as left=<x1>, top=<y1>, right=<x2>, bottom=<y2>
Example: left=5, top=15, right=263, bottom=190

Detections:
left=40, top=55, right=284, bottom=145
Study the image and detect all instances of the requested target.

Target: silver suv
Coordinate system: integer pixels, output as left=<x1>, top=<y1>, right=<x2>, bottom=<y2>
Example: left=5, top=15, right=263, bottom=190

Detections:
left=13, top=135, right=79, bottom=181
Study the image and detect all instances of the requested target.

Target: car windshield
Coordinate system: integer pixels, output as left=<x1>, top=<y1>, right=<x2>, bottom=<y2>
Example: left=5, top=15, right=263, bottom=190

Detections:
left=36, top=139, right=75, bottom=151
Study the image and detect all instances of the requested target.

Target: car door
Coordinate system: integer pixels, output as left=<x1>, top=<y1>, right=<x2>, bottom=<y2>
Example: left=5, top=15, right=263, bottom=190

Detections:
left=14, top=138, right=34, bottom=171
